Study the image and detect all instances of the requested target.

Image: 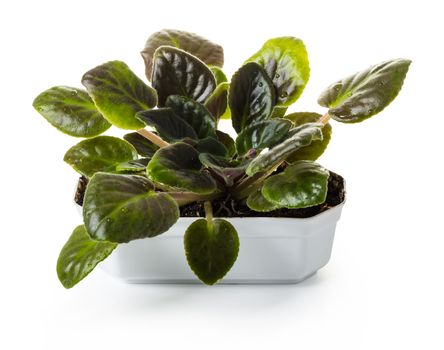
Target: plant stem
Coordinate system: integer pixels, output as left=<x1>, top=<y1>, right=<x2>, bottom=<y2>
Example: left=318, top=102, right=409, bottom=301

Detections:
left=137, top=128, right=170, bottom=148
left=319, top=112, right=331, bottom=125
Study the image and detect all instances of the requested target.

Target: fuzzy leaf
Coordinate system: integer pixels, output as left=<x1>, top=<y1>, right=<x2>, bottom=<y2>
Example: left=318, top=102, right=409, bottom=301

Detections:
left=147, top=142, right=217, bottom=194
left=64, top=136, right=138, bottom=177
left=142, top=29, right=224, bottom=81
left=247, top=189, right=281, bottom=212
left=136, top=108, right=198, bottom=142
left=115, top=158, right=150, bottom=172
left=33, top=86, right=111, bottom=137
left=123, top=132, right=159, bottom=158
left=209, top=65, right=228, bottom=85
left=216, top=130, right=236, bottom=156
left=247, top=37, right=310, bottom=107
left=318, top=59, right=411, bottom=123
left=246, top=123, right=323, bottom=175
left=184, top=218, right=239, bottom=285
left=199, top=153, right=246, bottom=186
left=152, top=46, right=216, bottom=106
left=236, top=119, right=292, bottom=156
left=82, top=61, right=157, bottom=129
left=83, top=173, right=179, bottom=243
left=195, top=137, right=228, bottom=157
left=57, top=225, right=117, bottom=289
left=229, top=62, right=276, bottom=133
left=262, top=161, right=329, bottom=209
left=204, top=82, right=229, bottom=122
left=166, top=95, right=216, bottom=138
left=284, top=112, right=332, bottom=161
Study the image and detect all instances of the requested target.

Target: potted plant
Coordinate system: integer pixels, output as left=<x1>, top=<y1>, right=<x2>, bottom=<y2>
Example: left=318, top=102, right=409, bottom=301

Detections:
left=33, top=29, right=410, bottom=287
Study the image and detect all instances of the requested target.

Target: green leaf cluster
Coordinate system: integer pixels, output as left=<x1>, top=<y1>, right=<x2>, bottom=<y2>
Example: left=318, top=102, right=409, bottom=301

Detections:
left=33, top=29, right=410, bottom=287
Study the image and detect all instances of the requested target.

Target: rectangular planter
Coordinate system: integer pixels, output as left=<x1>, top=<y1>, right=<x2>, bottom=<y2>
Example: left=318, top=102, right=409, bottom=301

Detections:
left=97, top=203, right=345, bottom=284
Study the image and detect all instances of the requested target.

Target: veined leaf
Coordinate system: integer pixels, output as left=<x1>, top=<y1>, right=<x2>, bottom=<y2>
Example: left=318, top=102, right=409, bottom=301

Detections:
left=152, top=46, right=216, bottom=106
left=82, top=61, right=157, bottom=129
left=33, top=86, right=111, bottom=137
left=229, top=62, right=276, bottom=133
left=195, top=137, right=228, bottom=157
left=115, top=158, right=150, bottom=172
left=236, top=119, right=292, bottom=156
left=123, top=132, right=159, bottom=158
left=147, top=142, right=217, bottom=194
left=246, top=123, right=323, bottom=175
left=247, top=37, right=310, bottom=107
left=64, top=136, right=138, bottom=177
left=318, top=59, right=411, bottom=123
left=205, top=82, right=229, bottom=122
left=284, top=112, right=332, bottom=161
left=184, top=216, right=239, bottom=285
left=262, top=161, right=329, bottom=209
left=57, top=225, right=117, bottom=289
left=142, top=29, right=224, bottom=81
left=216, top=130, right=236, bottom=157
left=83, top=173, right=179, bottom=243
left=136, top=108, right=198, bottom=142
left=166, top=95, right=216, bottom=138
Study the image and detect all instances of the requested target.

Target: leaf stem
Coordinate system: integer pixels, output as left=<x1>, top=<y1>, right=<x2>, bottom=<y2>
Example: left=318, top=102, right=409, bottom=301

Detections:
left=204, top=201, right=214, bottom=232
left=319, top=112, right=331, bottom=125
left=137, top=129, right=170, bottom=148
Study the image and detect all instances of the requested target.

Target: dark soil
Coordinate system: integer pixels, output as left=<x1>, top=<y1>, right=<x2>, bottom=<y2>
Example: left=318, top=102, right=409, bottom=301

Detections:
left=75, top=172, right=345, bottom=219
left=180, top=172, right=345, bottom=218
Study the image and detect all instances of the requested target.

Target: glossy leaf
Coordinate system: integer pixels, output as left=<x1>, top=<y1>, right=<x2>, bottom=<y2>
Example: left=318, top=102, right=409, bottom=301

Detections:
left=247, top=37, right=310, bottom=107
left=33, top=86, right=111, bottom=137
left=246, top=123, right=323, bottom=175
left=123, top=132, right=159, bottom=157
left=83, top=173, right=179, bottom=243
left=318, top=59, right=411, bottom=123
left=236, top=119, right=292, bottom=156
left=216, top=130, right=236, bottom=156
left=195, top=137, right=228, bottom=157
left=209, top=65, right=228, bottom=85
left=284, top=112, right=332, bottom=161
left=57, top=225, right=116, bottom=288
left=64, top=136, right=138, bottom=177
left=152, top=46, right=216, bottom=106
left=166, top=95, right=216, bottom=138
left=204, top=82, right=229, bottom=122
left=229, top=62, right=276, bottom=133
left=147, top=142, right=217, bottom=194
left=184, top=217, right=239, bottom=285
left=262, top=161, right=329, bottom=208
left=81, top=61, right=157, bottom=129
left=247, top=189, right=280, bottom=212
left=115, top=158, right=150, bottom=172
left=142, top=29, right=224, bottom=81
left=136, top=108, right=198, bottom=142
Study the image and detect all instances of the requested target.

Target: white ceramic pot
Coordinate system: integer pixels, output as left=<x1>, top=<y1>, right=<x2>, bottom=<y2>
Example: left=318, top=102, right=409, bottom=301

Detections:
left=76, top=201, right=345, bottom=284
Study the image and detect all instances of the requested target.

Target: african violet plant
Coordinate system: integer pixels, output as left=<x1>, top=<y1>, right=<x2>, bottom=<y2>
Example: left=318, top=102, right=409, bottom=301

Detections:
left=33, top=29, right=410, bottom=287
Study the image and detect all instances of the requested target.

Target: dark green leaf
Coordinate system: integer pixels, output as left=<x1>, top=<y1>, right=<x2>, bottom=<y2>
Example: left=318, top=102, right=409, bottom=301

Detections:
left=141, top=29, right=224, bottom=81
left=216, top=130, right=236, bottom=157
left=246, top=123, right=323, bottom=176
left=57, top=225, right=117, bottom=289
left=270, top=106, right=288, bottom=118
left=246, top=189, right=281, bottom=212
left=204, top=82, right=229, bottom=122
left=64, top=136, right=138, bottom=177
left=184, top=218, right=239, bottom=285
left=147, top=142, right=217, bottom=194
left=136, top=108, right=198, bottom=142
left=229, top=62, right=276, bottom=133
left=284, top=112, right=332, bottom=161
left=82, top=61, right=157, bottom=129
left=115, top=158, right=150, bottom=172
left=199, top=153, right=246, bottom=186
left=123, top=132, right=159, bottom=157
left=236, top=119, right=292, bottom=156
left=209, top=65, right=228, bottom=85
left=166, top=95, right=216, bottom=138
left=33, top=86, right=111, bottom=137
left=83, top=173, right=179, bottom=243
left=195, top=137, right=228, bottom=157
left=318, top=59, right=411, bottom=123
left=152, top=46, right=216, bottom=106
left=262, top=161, right=329, bottom=208
left=247, top=37, right=310, bottom=107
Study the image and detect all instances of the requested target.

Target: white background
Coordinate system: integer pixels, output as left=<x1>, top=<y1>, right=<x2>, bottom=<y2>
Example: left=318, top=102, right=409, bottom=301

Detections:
left=1, top=0, right=443, bottom=349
